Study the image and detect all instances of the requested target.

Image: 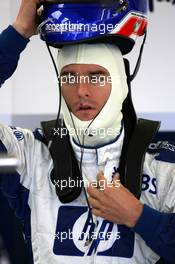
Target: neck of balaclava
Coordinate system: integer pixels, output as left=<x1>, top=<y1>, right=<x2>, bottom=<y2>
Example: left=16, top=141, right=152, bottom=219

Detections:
left=62, top=98, right=123, bottom=147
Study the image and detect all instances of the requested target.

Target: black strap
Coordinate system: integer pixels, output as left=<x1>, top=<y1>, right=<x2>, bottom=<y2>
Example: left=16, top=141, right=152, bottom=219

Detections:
left=41, top=120, right=82, bottom=203
left=149, top=0, right=154, bottom=12
left=119, top=59, right=160, bottom=198
left=119, top=59, right=137, bottom=187
left=123, top=118, right=160, bottom=198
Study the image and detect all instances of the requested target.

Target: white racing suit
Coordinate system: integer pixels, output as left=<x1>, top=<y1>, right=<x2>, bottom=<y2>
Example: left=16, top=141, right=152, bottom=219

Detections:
left=0, top=124, right=175, bottom=264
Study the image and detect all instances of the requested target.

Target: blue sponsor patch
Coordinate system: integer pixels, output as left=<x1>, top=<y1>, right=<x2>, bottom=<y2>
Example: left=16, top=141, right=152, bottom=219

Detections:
left=148, top=140, right=175, bottom=163
left=13, top=130, right=24, bottom=141
left=53, top=206, right=134, bottom=258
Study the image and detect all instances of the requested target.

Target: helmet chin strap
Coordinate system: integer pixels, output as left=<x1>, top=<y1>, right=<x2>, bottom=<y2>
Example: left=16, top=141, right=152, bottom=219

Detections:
left=69, top=107, right=99, bottom=143
left=129, top=31, right=147, bottom=82
left=148, top=0, right=154, bottom=12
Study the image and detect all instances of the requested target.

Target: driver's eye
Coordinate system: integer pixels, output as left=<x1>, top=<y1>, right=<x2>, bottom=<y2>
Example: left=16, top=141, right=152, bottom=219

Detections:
left=61, top=74, right=76, bottom=85
left=89, top=74, right=106, bottom=85
left=68, top=75, right=75, bottom=83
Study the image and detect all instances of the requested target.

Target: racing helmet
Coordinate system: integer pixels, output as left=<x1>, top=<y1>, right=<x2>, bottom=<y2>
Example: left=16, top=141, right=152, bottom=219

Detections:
left=39, top=0, right=147, bottom=54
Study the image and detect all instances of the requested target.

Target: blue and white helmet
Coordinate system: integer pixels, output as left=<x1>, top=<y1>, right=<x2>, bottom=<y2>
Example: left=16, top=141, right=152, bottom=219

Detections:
left=39, top=0, right=147, bottom=54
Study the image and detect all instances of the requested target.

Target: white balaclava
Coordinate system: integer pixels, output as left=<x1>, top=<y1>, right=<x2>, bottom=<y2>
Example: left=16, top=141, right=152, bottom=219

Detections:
left=57, top=43, right=128, bottom=147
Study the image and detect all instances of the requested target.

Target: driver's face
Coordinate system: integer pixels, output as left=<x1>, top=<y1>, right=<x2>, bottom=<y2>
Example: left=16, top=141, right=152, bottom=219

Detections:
left=61, top=64, right=111, bottom=121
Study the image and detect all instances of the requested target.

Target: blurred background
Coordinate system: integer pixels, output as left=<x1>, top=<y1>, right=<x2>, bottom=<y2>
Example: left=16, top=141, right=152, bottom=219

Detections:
left=0, top=1, right=175, bottom=263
